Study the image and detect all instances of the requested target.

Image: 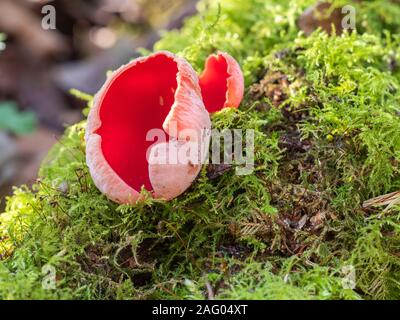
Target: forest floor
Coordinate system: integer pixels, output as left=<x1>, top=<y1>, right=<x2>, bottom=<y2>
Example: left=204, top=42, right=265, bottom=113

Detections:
left=1, top=0, right=400, bottom=300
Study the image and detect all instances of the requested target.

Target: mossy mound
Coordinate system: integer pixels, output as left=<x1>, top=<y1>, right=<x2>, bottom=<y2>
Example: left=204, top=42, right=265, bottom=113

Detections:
left=1, top=0, right=400, bottom=300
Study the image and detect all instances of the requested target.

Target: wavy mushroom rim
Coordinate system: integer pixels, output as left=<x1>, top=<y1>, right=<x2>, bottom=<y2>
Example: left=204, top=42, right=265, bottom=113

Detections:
left=86, top=51, right=211, bottom=204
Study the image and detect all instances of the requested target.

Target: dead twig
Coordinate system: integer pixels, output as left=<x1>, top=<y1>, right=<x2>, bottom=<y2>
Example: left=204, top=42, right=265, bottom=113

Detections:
left=362, top=191, right=400, bottom=212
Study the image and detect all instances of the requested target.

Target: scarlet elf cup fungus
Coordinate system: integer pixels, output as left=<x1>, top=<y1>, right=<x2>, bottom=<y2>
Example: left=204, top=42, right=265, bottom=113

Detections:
left=199, top=51, right=244, bottom=113
left=86, top=51, right=244, bottom=204
left=86, top=51, right=211, bottom=204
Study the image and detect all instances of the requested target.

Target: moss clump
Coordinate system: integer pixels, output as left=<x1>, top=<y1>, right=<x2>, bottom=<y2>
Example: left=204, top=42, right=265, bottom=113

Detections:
left=1, top=0, right=400, bottom=300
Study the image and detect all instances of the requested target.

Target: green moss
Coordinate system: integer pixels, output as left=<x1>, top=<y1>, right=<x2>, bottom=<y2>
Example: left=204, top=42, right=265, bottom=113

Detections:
left=214, top=262, right=361, bottom=300
left=1, top=0, right=400, bottom=299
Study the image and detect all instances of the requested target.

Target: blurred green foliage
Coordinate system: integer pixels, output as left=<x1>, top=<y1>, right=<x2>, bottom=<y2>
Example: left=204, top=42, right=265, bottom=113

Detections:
left=0, top=102, right=37, bottom=135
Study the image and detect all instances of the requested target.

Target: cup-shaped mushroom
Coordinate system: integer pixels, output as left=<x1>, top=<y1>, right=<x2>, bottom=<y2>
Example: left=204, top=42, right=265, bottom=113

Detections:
left=86, top=51, right=211, bottom=204
left=199, top=51, right=244, bottom=113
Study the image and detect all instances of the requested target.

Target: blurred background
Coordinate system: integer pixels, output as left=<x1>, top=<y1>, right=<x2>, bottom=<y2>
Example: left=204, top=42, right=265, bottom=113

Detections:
left=0, top=0, right=199, bottom=208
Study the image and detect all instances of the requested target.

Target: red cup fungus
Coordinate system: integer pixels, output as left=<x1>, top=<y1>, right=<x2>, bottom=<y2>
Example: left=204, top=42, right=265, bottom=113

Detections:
left=199, top=51, right=244, bottom=113
left=86, top=50, right=244, bottom=204
left=86, top=51, right=211, bottom=204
